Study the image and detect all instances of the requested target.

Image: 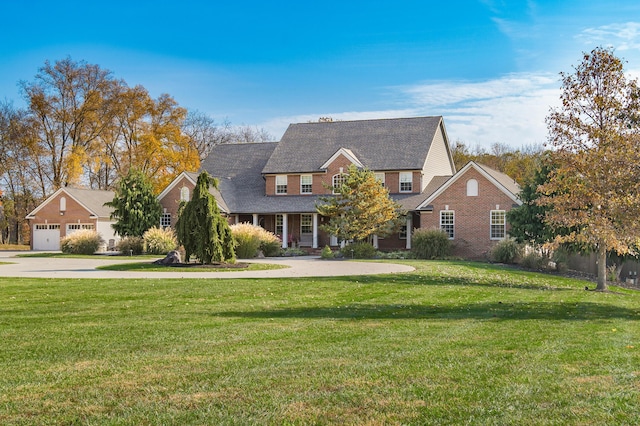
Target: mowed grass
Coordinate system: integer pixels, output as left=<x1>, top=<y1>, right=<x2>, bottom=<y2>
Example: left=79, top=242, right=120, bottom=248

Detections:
left=0, top=261, right=638, bottom=425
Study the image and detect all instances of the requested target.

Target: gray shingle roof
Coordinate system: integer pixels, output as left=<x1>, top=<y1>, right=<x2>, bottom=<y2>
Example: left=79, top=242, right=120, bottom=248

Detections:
left=262, top=116, right=444, bottom=174
left=199, top=142, right=278, bottom=213
left=64, top=187, right=115, bottom=218
left=474, top=163, right=520, bottom=198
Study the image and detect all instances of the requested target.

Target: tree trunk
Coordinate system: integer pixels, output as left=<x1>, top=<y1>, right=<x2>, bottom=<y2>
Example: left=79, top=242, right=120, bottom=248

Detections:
left=596, top=244, right=608, bottom=291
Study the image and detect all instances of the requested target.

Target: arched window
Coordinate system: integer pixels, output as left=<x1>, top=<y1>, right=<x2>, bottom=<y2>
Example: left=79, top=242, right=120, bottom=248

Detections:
left=180, top=187, right=190, bottom=202
left=59, top=196, right=66, bottom=212
left=467, top=179, right=478, bottom=196
left=332, top=173, right=346, bottom=194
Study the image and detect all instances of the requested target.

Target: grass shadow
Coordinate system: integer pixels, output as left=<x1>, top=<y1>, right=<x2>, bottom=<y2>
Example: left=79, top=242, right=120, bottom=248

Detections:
left=213, top=301, right=640, bottom=321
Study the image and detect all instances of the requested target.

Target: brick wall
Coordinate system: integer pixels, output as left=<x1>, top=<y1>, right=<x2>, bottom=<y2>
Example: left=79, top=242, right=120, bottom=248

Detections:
left=419, top=168, right=517, bottom=259
left=158, top=176, right=196, bottom=228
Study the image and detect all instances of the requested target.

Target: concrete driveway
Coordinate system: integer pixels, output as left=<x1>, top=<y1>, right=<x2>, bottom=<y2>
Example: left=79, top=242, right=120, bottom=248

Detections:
left=0, top=252, right=415, bottom=279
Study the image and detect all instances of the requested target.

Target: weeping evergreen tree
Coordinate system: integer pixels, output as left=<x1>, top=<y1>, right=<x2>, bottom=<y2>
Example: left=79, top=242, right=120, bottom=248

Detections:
left=105, top=169, right=161, bottom=237
left=175, top=172, right=236, bottom=264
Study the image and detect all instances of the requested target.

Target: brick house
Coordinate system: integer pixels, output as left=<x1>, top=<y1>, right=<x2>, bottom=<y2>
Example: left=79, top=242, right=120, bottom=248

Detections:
left=26, top=116, right=522, bottom=257
left=184, top=116, right=457, bottom=250
left=26, top=187, right=118, bottom=251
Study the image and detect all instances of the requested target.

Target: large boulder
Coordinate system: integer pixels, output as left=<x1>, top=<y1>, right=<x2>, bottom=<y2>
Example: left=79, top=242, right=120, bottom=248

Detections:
left=153, top=250, right=182, bottom=265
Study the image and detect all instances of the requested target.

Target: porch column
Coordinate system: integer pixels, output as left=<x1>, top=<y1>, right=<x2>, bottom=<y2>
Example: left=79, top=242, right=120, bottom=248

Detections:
left=312, top=213, right=318, bottom=249
left=405, top=214, right=413, bottom=250
left=252, top=214, right=259, bottom=226
left=235, top=214, right=240, bottom=224
left=373, top=234, right=379, bottom=249
left=282, top=213, right=288, bottom=248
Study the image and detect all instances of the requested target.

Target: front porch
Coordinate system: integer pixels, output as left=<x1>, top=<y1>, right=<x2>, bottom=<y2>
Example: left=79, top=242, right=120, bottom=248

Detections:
left=231, top=212, right=419, bottom=251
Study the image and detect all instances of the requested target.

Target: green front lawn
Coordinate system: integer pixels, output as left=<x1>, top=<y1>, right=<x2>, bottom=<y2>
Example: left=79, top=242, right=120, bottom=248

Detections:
left=0, top=260, right=638, bottom=424
left=97, top=261, right=288, bottom=272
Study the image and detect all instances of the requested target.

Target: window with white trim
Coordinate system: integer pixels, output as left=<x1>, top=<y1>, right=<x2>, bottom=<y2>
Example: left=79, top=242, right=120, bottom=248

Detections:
left=374, top=172, right=385, bottom=188
left=332, top=173, right=346, bottom=194
left=276, top=175, right=288, bottom=194
left=300, top=175, right=313, bottom=194
left=276, top=214, right=284, bottom=235
left=67, top=224, right=95, bottom=231
left=300, top=214, right=313, bottom=234
left=161, top=213, right=171, bottom=228
left=467, top=179, right=478, bottom=196
left=59, top=196, right=66, bottom=212
left=399, top=224, right=407, bottom=240
left=180, top=187, right=190, bottom=202
left=490, top=210, right=506, bottom=240
left=440, top=210, right=455, bottom=239
left=399, top=172, right=413, bottom=192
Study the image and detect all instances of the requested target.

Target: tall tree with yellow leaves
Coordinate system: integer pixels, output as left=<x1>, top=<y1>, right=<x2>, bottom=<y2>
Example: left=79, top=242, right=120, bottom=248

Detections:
left=317, top=164, right=405, bottom=244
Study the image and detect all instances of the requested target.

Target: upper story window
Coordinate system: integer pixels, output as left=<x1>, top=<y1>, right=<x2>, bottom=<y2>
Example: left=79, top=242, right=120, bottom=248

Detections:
left=467, top=179, right=478, bottom=196
left=332, top=173, right=346, bottom=194
left=400, top=172, right=413, bottom=192
left=490, top=210, right=506, bottom=240
left=440, top=210, right=455, bottom=239
left=59, top=196, right=66, bottom=212
left=276, top=175, right=288, bottom=194
left=180, top=187, right=190, bottom=202
left=374, top=172, right=385, bottom=188
left=300, top=175, right=313, bottom=194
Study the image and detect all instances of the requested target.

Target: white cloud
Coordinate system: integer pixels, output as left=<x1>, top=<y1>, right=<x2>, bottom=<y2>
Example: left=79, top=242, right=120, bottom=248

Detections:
left=577, top=22, right=640, bottom=51
left=261, top=73, right=561, bottom=151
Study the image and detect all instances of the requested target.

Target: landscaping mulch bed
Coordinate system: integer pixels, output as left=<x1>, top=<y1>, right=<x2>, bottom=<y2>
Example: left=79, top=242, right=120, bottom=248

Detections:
left=164, top=262, right=250, bottom=269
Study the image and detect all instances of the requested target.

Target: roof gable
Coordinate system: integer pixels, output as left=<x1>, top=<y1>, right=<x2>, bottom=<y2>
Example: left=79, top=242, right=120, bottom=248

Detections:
left=26, top=187, right=115, bottom=219
left=262, top=116, right=445, bottom=174
left=157, top=171, right=198, bottom=201
left=417, top=161, right=521, bottom=209
left=320, top=148, right=364, bottom=170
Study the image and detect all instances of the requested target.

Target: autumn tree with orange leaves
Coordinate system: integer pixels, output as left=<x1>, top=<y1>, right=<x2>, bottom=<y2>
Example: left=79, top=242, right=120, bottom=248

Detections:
left=540, top=47, right=640, bottom=291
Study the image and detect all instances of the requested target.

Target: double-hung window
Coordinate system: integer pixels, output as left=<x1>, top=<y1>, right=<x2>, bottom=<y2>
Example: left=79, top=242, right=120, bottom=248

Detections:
left=440, top=210, right=455, bottom=239
left=276, top=175, right=288, bottom=194
left=399, top=172, right=413, bottom=192
left=300, top=175, right=313, bottom=194
left=374, top=172, right=385, bottom=188
left=490, top=210, right=506, bottom=239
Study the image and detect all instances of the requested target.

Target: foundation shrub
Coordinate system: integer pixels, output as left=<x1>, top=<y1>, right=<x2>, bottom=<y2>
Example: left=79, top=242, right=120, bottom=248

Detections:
left=117, top=236, right=144, bottom=255
left=412, top=228, right=452, bottom=259
left=490, top=238, right=523, bottom=264
left=340, top=242, right=377, bottom=259
left=60, top=230, right=104, bottom=255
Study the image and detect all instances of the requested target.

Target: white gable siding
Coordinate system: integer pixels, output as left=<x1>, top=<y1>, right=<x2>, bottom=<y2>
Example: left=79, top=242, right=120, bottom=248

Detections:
left=421, top=122, right=455, bottom=191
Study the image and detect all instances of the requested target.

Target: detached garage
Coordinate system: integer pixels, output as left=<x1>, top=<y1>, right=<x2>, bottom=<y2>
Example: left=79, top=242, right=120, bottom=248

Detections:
left=26, top=188, right=119, bottom=251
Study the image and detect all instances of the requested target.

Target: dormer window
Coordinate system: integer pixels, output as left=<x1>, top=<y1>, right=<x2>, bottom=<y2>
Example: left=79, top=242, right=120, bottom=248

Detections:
left=399, top=172, right=413, bottom=192
left=276, top=175, right=288, bottom=194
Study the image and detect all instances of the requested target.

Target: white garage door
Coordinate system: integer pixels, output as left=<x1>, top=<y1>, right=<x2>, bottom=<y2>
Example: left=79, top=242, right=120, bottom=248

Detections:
left=33, top=224, right=61, bottom=250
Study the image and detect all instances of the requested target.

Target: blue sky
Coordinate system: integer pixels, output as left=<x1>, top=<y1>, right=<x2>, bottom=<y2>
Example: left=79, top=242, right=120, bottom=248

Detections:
left=2, top=0, right=640, bottom=150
